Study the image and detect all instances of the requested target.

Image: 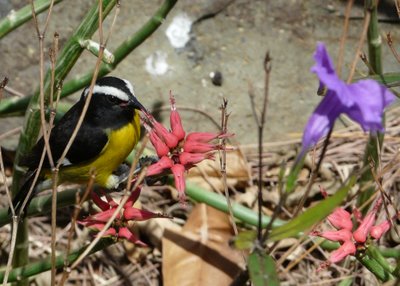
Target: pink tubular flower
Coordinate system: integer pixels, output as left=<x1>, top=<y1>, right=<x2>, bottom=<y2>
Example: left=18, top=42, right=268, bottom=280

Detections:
left=146, top=156, right=174, bottom=177
left=353, top=211, right=376, bottom=243
left=312, top=198, right=392, bottom=270
left=139, top=92, right=233, bottom=200
left=329, top=240, right=356, bottom=263
left=171, top=163, right=186, bottom=200
left=179, top=152, right=215, bottom=166
left=327, top=208, right=353, bottom=230
left=312, top=229, right=352, bottom=242
left=148, top=128, right=170, bottom=157
left=169, top=93, right=186, bottom=140
left=370, top=220, right=391, bottom=240
left=79, top=189, right=168, bottom=245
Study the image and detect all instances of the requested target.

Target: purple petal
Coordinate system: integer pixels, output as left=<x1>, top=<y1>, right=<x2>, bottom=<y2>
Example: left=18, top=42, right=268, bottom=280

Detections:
left=311, top=43, right=353, bottom=107
left=345, top=79, right=395, bottom=132
left=301, top=90, right=342, bottom=152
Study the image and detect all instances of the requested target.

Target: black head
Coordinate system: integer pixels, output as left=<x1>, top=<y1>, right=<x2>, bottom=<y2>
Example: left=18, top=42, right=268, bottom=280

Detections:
left=81, top=76, right=147, bottom=127
left=82, top=76, right=146, bottom=111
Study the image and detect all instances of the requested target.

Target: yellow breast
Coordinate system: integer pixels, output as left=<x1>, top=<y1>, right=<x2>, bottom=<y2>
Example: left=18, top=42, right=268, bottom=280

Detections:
left=58, top=112, right=140, bottom=188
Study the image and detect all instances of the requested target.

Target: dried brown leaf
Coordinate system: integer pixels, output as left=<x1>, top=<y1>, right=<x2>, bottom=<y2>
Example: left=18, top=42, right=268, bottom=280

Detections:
left=162, top=204, right=243, bottom=286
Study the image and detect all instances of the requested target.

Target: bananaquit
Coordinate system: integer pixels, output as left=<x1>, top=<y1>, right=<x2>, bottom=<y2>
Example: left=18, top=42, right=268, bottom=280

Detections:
left=13, top=76, right=146, bottom=214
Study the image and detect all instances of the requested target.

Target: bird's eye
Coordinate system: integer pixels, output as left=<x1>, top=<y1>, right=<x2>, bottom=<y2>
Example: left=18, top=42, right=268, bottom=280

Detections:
left=108, top=95, right=119, bottom=104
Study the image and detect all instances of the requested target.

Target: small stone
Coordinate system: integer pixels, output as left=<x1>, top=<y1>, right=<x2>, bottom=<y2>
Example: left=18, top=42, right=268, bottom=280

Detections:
left=209, top=71, right=223, bottom=86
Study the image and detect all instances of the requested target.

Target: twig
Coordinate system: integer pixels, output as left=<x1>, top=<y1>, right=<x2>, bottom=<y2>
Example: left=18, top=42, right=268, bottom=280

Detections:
left=0, top=135, right=18, bottom=286
left=0, top=127, right=22, bottom=141
left=58, top=172, right=96, bottom=286
left=247, top=51, right=271, bottom=244
left=386, top=32, right=400, bottom=64
left=293, top=127, right=334, bottom=217
left=360, top=52, right=376, bottom=74
left=4, top=86, right=25, bottom=98
left=347, top=11, right=371, bottom=83
left=218, top=99, right=238, bottom=237
left=337, top=0, right=355, bottom=77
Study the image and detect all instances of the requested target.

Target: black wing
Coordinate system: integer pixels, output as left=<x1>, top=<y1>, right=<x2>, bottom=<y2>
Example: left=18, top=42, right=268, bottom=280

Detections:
left=21, top=101, right=108, bottom=169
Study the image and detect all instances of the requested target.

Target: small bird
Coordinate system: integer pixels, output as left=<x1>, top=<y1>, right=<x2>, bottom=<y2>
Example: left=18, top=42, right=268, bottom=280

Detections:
left=13, top=76, right=146, bottom=214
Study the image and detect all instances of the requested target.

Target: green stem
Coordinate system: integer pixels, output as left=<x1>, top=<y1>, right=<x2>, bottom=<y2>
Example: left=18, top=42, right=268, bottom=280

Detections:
left=185, top=181, right=285, bottom=227
left=0, top=238, right=114, bottom=283
left=0, top=0, right=63, bottom=39
left=357, top=0, right=384, bottom=211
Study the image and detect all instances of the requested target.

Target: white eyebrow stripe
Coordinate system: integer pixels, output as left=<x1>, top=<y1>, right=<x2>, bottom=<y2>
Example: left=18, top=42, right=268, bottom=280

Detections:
left=122, top=79, right=135, bottom=96
left=84, top=85, right=131, bottom=101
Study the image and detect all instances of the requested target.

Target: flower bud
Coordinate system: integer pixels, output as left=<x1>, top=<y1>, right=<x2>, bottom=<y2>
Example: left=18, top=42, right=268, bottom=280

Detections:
left=353, top=211, right=376, bottom=243
left=183, top=141, right=218, bottom=153
left=329, top=240, right=356, bottom=263
left=146, top=156, right=174, bottom=177
left=123, top=207, right=163, bottom=221
left=152, top=120, right=179, bottom=148
left=327, top=208, right=353, bottom=230
left=171, top=163, right=186, bottom=199
left=118, top=227, right=147, bottom=246
left=179, top=152, right=215, bottom=166
left=185, top=132, right=234, bottom=143
left=170, top=109, right=186, bottom=141
left=317, top=229, right=352, bottom=242
left=149, top=130, right=170, bottom=157
left=370, top=220, right=391, bottom=240
left=91, top=191, right=111, bottom=211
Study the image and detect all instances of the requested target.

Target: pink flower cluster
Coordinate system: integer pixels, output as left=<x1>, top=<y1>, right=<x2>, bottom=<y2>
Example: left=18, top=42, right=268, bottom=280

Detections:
left=141, top=93, right=232, bottom=201
left=311, top=199, right=391, bottom=270
left=79, top=188, right=168, bottom=246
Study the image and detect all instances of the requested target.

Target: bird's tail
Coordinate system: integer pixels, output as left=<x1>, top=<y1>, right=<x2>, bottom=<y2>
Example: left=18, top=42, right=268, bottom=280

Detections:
left=10, top=171, right=38, bottom=216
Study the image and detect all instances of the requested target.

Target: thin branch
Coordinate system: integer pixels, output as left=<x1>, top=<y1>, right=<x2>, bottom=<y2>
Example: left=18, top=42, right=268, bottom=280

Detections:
left=386, top=32, right=400, bottom=64
left=293, top=127, right=334, bottom=217
left=218, top=99, right=238, bottom=236
left=58, top=172, right=96, bottom=286
left=360, top=52, right=376, bottom=74
left=337, top=0, right=355, bottom=77
left=347, top=10, right=371, bottom=83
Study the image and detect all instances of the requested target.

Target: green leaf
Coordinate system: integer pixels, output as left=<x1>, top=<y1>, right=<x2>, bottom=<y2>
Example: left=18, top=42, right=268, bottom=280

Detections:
left=248, top=250, right=280, bottom=286
left=269, top=176, right=356, bottom=241
left=233, top=230, right=257, bottom=250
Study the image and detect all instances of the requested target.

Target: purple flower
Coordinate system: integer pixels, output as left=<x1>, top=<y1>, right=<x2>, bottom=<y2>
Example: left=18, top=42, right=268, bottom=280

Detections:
left=301, top=43, right=395, bottom=153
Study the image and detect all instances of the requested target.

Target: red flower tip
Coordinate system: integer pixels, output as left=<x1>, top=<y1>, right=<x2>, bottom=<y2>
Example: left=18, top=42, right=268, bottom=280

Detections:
left=118, top=227, right=147, bottom=247
left=318, top=229, right=353, bottom=242
left=179, top=152, right=215, bottom=166
left=353, top=211, right=376, bottom=243
left=152, top=120, right=179, bottom=148
left=329, top=240, right=356, bottom=263
left=171, top=163, right=186, bottom=198
left=124, top=188, right=141, bottom=209
left=185, top=132, right=234, bottom=143
left=327, top=208, right=353, bottom=230
left=370, top=220, right=391, bottom=240
left=149, top=130, right=170, bottom=157
left=183, top=141, right=218, bottom=153
left=90, top=208, right=121, bottom=222
left=146, top=156, right=174, bottom=177
left=170, top=109, right=186, bottom=141
left=123, top=207, right=166, bottom=221
left=91, top=191, right=111, bottom=211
